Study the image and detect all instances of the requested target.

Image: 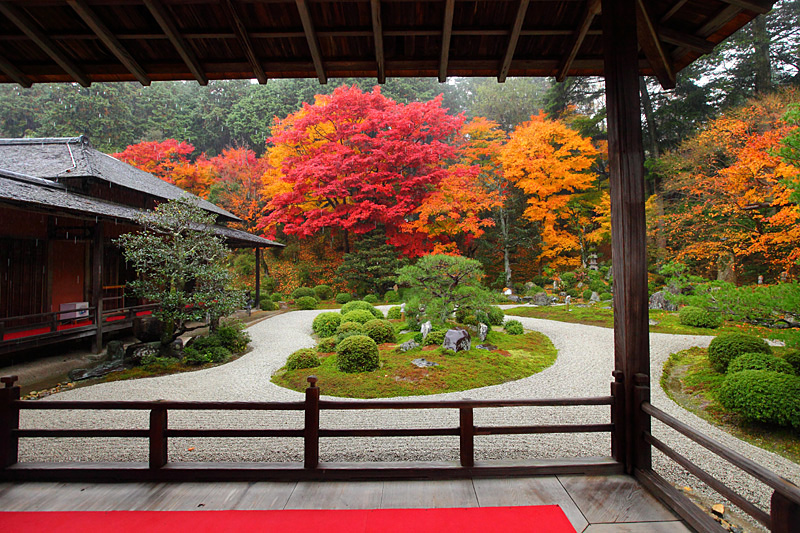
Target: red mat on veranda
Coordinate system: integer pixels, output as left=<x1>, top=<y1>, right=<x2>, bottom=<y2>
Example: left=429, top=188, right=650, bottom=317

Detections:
left=0, top=506, right=576, bottom=532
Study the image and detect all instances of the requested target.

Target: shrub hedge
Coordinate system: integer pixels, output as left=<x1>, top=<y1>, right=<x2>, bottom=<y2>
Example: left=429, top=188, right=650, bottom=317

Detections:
left=336, top=335, right=380, bottom=373
left=295, top=296, right=318, bottom=310
left=718, top=370, right=800, bottom=428
left=317, top=337, right=338, bottom=353
left=679, top=306, right=723, bottom=328
left=387, top=306, right=402, bottom=320
left=341, top=309, right=375, bottom=324
left=384, top=291, right=400, bottom=303
left=728, top=352, right=795, bottom=375
left=260, top=299, right=277, bottom=311
left=424, top=330, right=447, bottom=346
left=312, top=312, right=342, bottom=338
left=582, top=289, right=593, bottom=301
left=707, top=333, right=771, bottom=373
left=291, top=287, right=316, bottom=300
left=335, top=292, right=352, bottom=304
left=313, top=284, right=333, bottom=301
left=363, top=294, right=379, bottom=304
left=785, top=350, right=800, bottom=374
left=362, top=319, right=396, bottom=344
left=336, top=321, right=363, bottom=336
left=504, top=319, right=524, bottom=335
left=286, top=348, right=321, bottom=370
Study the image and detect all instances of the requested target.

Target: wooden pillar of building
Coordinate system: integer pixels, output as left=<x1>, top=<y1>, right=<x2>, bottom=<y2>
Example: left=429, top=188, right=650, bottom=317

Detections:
left=602, top=0, right=651, bottom=474
left=91, top=221, right=104, bottom=354
left=254, top=247, right=261, bottom=310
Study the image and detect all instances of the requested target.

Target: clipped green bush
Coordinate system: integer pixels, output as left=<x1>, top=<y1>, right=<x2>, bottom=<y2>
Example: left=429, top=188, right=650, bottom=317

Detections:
left=785, top=350, right=800, bottom=374
left=708, top=333, right=772, bottom=373
left=336, top=335, right=380, bottom=373
left=205, top=346, right=232, bottom=363
left=335, top=292, right=352, bottom=304
left=214, top=323, right=251, bottom=353
left=384, top=291, right=400, bottom=303
left=295, top=296, right=318, bottom=310
left=312, top=312, right=342, bottom=338
left=600, top=292, right=612, bottom=301
left=260, top=299, right=277, bottom=311
left=718, top=370, right=800, bottom=428
left=341, top=300, right=376, bottom=314
left=424, top=330, right=447, bottom=346
left=504, top=319, right=524, bottom=335
left=182, top=347, right=211, bottom=366
left=525, top=284, right=545, bottom=295
left=362, top=319, right=396, bottom=344
left=582, top=289, right=593, bottom=300
left=387, top=306, right=402, bottom=320
left=679, top=306, right=723, bottom=329
left=272, top=293, right=283, bottom=302
left=336, top=321, right=363, bottom=335
left=286, top=348, right=321, bottom=370
left=487, top=306, right=505, bottom=326
left=728, top=352, right=795, bottom=375
left=363, top=294, right=379, bottom=304
left=341, top=309, right=374, bottom=324
left=566, top=288, right=578, bottom=298
left=313, top=284, right=333, bottom=301
left=460, top=314, right=479, bottom=326
left=317, top=337, right=338, bottom=353
left=292, top=287, right=316, bottom=300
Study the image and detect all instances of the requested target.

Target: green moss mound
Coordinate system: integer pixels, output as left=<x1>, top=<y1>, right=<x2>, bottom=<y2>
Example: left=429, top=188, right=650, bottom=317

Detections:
left=317, top=337, right=337, bottom=353
left=362, top=319, right=396, bottom=344
left=287, top=348, right=321, bottom=370
left=784, top=350, right=800, bottom=374
left=336, top=335, right=380, bottom=373
left=679, top=306, right=723, bottom=329
left=504, top=319, right=524, bottom=335
left=718, top=370, right=800, bottom=428
left=312, top=312, right=342, bottom=338
left=728, top=352, right=795, bottom=375
left=708, top=333, right=771, bottom=373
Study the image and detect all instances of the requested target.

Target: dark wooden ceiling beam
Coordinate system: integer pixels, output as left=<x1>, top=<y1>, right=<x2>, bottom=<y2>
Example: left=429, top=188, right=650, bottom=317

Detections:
left=696, top=4, right=741, bottom=37
left=659, top=0, right=689, bottom=23
left=498, top=0, right=530, bottom=82
left=636, top=0, right=674, bottom=88
left=658, top=27, right=714, bottom=54
left=0, top=1, right=91, bottom=86
left=719, top=0, right=772, bottom=15
left=438, top=0, right=454, bottom=82
left=222, top=0, right=267, bottom=83
left=370, top=0, right=385, bottom=83
left=0, top=53, right=32, bottom=87
left=296, top=0, right=327, bottom=83
left=143, top=0, right=208, bottom=84
left=556, top=0, right=600, bottom=82
left=67, top=0, right=151, bottom=85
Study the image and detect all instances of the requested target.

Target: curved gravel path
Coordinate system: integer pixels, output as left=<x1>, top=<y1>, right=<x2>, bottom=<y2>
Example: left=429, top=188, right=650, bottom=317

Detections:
left=20, top=308, right=799, bottom=522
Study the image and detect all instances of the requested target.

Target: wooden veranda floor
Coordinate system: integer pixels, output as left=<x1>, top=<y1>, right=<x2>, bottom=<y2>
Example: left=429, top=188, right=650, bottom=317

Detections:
left=0, top=474, right=693, bottom=532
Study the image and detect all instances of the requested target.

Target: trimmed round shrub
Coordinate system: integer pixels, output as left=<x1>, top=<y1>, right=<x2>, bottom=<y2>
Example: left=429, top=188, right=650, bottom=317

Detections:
left=785, top=350, right=800, bottom=374
left=708, top=333, right=772, bottom=373
left=313, top=284, right=333, bottom=301
left=424, top=330, right=447, bottom=346
left=317, top=337, right=337, bottom=353
left=341, top=309, right=374, bottom=324
left=295, top=296, right=318, bottom=310
left=566, top=288, right=578, bottom=298
left=679, top=306, right=723, bottom=329
left=312, top=312, right=342, bottom=338
left=718, top=370, right=800, bottom=428
left=362, top=319, right=396, bottom=344
left=600, top=292, right=612, bottom=301
left=291, top=287, right=316, bottom=300
left=504, top=319, right=524, bottom=335
left=182, top=347, right=211, bottom=366
left=214, top=323, right=251, bottom=353
left=341, top=300, right=375, bottom=314
left=728, top=352, right=795, bottom=375
left=336, top=335, right=380, bottom=373
left=335, top=292, right=352, bottom=304
left=205, top=346, right=232, bottom=363
left=387, top=306, right=402, bottom=320
left=286, top=348, right=321, bottom=370
left=363, top=294, right=379, bottom=304
left=460, top=314, right=479, bottom=327
left=384, top=291, right=400, bottom=303
left=486, top=306, right=505, bottom=326
left=582, top=289, right=593, bottom=301
left=272, top=293, right=283, bottom=302
left=260, top=299, right=277, bottom=311
left=336, top=321, right=363, bottom=336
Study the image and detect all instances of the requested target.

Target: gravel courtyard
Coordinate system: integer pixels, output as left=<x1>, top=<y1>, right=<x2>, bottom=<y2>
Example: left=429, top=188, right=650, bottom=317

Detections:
left=17, top=308, right=799, bottom=519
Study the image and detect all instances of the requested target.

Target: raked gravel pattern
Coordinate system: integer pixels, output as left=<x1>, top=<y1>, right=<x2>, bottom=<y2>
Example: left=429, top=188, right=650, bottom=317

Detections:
left=19, top=307, right=799, bottom=525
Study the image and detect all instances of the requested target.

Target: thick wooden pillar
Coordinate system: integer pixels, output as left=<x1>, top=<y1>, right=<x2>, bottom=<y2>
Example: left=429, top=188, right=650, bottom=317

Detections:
left=91, top=221, right=104, bottom=354
left=254, top=247, right=261, bottom=309
left=602, top=0, right=651, bottom=474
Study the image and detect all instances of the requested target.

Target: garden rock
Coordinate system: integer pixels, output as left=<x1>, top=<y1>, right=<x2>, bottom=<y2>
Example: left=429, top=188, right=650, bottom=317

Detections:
left=476, top=344, right=497, bottom=351
left=399, top=340, right=419, bottom=352
left=649, top=319, right=660, bottom=326
left=532, top=292, right=552, bottom=306
left=69, top=360, right=125, bottom=381
left=649, top=291, right=677, bottom=311
left=106, top=340, right=125, bottom=361
left=479, top=323, right=488, bottom=341
left=411, top=358, right=439, bottom=368
left=421, top=321, right=432, bottom=340
left=443, top=328, right=471, bottom=352
left=590, top=292, right=600, bottom=303
left=506, top=294, right=521, bottom=303
left=132, top=317, right=163, bottom=343
left=124, top=341, right=160, bottom=365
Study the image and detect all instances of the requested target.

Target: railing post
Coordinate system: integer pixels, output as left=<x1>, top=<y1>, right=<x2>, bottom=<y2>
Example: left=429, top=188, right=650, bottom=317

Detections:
left=51, top=312, right=58, bottom=333
left=771, top=490, right=800, bottom=533
left=633, top=373, right=652, bottom=471
left=1, top=375, right=20, bottom=468
left=149, top=405, right=168, bottom=469
left=93, top=300, right=104, bottom=354
left=304, top=376, right=320, bottom=469
left=611, top=370, right=625, bottom=465
left=459, top=404, right=474, bottom=468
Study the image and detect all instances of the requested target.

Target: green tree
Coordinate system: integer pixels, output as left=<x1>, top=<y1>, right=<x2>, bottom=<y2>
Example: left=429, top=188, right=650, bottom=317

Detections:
left=397, top=254, right=490, bottom=324
left=116, top=198, right=244, bottom=344
left=336, top=228, right=407, bottom=296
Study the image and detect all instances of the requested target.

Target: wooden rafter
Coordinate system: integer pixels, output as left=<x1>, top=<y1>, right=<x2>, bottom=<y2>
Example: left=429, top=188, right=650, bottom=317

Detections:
left=696, top=4, right=742, bottom=38
left=719, top=0, right=771, bottom=14
left=0, top=53, right=32, bottom=88
left=0, top=1, right=90, bottom=87
left=438, top=0, right=455, bottom=82
left=143, top=0, right=208, bottom=85
left=556, top=0, right=600, bottom=82
left=296, top=0, right=327, bottom=84
left=659, top=0, right=689, bottom=23
left=498, top=0, right=530, bottom=82
left=370, top=0, right=385, bottom=83
left=222, top=0, right=267, bottom=84
left=658, top=27, right=714, bottom=54
left=67, top=0, right=151, bottom=85
left=636, top=0, right=674, bottom=88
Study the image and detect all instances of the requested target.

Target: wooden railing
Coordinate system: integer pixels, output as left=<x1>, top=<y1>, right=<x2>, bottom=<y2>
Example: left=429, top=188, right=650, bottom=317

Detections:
left=0, top=375, right=618, bottom=481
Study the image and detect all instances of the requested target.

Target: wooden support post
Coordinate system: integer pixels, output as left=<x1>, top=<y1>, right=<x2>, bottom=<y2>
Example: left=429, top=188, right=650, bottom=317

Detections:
left=0, top=376, right=20, bottom=468
left=610, top=370, right=625, bottom=463
left=771, top=490, right=800, bottom=533
left=254, top=247, right=261, bottom=310
left=149, top=406, right=168, bottom=469
left=92, top=222, right=104, bottom=354
left=304, top=376, right=320, bottom=469
left=602, top=0, right=651, bottom=476
left=459, top=406, right=474, bottom=467
left=633, top=373, right=652, bottom=471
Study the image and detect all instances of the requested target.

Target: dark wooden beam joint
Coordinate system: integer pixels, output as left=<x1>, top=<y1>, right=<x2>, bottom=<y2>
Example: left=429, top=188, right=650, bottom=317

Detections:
left=635, top=0, right=675, bottom=89
left=0, top=53, right=33, bottom=88
left=556, top=0, right=600, bottom=82
left=438, top=0, right=455, bottom=82
left=222, top=0, right=267, bottom=84
left=498, top=0, right=531, bottom=83
left=296, top=0, right=327, bottom=84
left=143, top=0, right=208, bottom=85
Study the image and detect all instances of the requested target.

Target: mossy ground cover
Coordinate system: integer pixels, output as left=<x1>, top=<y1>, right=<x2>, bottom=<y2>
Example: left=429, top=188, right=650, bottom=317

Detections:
left=661, top=346, right=800, bottom=464
left=271, top=329, right=557, bottom=398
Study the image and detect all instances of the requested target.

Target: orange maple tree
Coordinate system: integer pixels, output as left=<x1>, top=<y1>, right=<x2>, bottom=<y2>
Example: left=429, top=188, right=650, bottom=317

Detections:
left=207, top=147, right=269, bottom=232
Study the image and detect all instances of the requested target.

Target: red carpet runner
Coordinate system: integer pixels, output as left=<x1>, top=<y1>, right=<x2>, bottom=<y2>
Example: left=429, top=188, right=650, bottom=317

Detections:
left=1, top=506, right=576, bottom=532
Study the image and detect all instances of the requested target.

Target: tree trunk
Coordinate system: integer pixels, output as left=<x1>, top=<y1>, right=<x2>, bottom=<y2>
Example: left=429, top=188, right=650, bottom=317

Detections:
left=499, top=208, right=512, bottom=288
left=753, top=15, right=771, bottom=94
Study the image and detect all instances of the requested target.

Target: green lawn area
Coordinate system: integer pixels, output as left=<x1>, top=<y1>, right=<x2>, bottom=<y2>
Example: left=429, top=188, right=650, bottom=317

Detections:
left=271, top=329, right=557, bottom=398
